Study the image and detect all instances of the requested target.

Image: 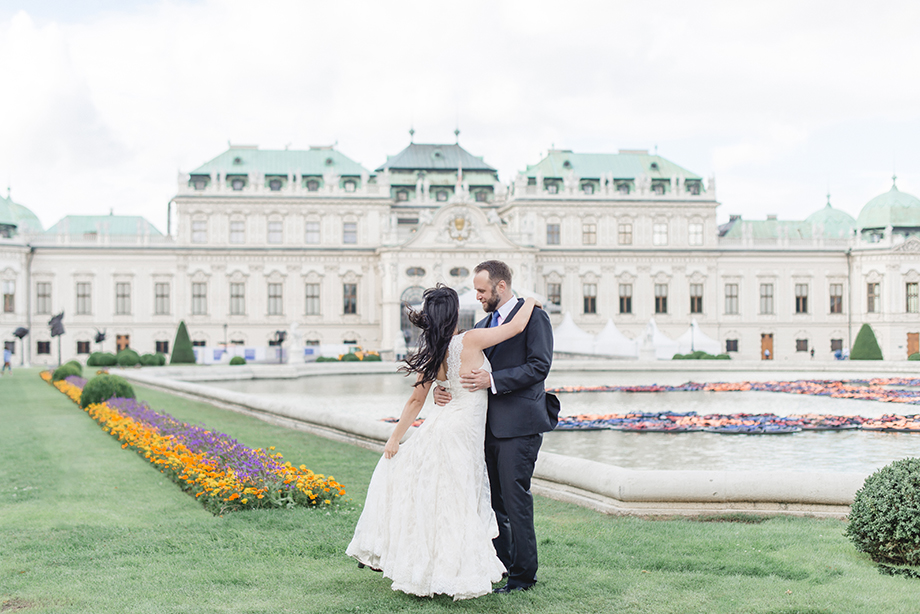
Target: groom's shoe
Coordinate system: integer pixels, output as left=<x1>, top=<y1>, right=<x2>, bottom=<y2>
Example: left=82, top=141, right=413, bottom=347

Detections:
left=357, top=562, right=382, bottom=573
left=493, top=581, right=536, bottom=594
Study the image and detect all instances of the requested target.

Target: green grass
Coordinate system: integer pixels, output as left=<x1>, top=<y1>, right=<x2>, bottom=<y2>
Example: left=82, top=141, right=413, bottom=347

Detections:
left=3, top=367, right=920, bottom=613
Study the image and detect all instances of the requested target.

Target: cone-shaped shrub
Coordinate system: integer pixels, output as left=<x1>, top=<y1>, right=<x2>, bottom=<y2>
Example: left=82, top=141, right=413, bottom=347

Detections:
left=851, top=323, right=883, bottom=360
left=170, top=320, right=196, bottom=364
left=80, top=373, right=135, bottom=408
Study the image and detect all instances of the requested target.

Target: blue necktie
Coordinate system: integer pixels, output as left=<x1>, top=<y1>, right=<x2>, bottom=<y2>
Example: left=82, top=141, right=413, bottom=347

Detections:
left=491, top=311, right=501, bottom=328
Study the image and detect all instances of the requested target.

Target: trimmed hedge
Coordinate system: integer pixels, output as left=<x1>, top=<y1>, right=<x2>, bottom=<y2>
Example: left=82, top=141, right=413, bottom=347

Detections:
left=672, top=351, right=730, bottom=360
left=340, top=353, right=360, bottom=362
left=851, top=323, right=883, bottom=360
left=116, top=349, right=141, bottom=367
left=316, top=356, right=339, bottom=362
left=64, top=360, right=83, bottom=375
left=140, top=353, right=160, bottom=366
left=363, top=353, right=382, bottom=361
left=846, top=458, right=920, bottom=577
left=170, top=320, right=196, bottom=364
left=52, top=363, right=82, bottom=382
left=79, top=373, right=136, bottom=409
left=87, top=352, right=117, bottom=367
left=229, top=356, right=246, bottom=365
left=909, top=353, right=920, bottom=361
left=156, top=352, right=167, bottom=366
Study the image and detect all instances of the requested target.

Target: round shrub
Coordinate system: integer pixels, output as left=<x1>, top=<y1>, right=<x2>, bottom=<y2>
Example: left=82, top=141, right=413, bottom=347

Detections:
left=362, top=353, right=382, bottom=362
left=64, top=360, right=83, bottom=375
left=79, top=373, right=135, bottom=409
left=140, top=353, right=159, bottom=366
left=909, top=353, right=920, bottom=361
left=316, top=356, right=339, bottom=362
left=156, top=352, right=167, bottom=366
left=88, top=352, right=117, bottom=367
left=846, top=458, right=920, bottom=575
left=715, top=353, right=731, bottom=360
left=229, top=356, right=246, bottom=365
left=340, top=352, right=360, bottom=362
left=52, top=363, right=82, bottom=382
left=116, top=349, right=141, bottom=367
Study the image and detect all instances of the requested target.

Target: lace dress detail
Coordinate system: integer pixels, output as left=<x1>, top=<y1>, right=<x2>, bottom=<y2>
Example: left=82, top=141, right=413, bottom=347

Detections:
left=346, top=332, right=504, bottom=600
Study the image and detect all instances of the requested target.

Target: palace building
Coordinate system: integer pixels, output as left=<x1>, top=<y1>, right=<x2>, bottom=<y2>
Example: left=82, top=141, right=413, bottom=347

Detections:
left=2, top=139, right=919, bottom=365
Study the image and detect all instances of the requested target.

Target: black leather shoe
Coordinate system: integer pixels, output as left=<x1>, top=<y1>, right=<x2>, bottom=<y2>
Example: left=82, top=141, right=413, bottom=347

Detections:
left=357, top=562, right=382, bottom=573
left=493, top=582, right=535, bottom=594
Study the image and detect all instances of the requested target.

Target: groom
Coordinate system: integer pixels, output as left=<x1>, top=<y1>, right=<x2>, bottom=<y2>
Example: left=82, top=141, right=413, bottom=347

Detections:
left=434, top=260, right=559, bottom=593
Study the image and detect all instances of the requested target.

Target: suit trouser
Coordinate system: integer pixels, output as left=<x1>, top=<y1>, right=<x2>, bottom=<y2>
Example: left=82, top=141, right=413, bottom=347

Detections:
left=485, top=429, right=543, bottom=587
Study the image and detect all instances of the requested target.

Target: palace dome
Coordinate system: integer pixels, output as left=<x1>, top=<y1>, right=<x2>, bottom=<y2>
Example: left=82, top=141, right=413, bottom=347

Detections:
left=857, top=181, right=920, bottom=229
left=805, top=199, right=856, bottom=237
left=0, top=192, right=44, bottom=236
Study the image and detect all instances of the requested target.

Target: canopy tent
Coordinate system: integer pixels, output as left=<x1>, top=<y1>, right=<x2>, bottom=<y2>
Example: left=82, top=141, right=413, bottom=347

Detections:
left=640, top=318, right=681, bottom=360
left=553, top=311, right=595, bottom=354
left=675, top=319, right=721, bottom=355
left=592, top=319, right=639, bottom=358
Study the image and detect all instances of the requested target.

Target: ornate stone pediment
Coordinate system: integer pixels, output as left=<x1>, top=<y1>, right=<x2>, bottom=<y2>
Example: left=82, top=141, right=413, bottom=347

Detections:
left=399, top=203, right=520, bottom=250
left=893, top=237, right=920, bottom=252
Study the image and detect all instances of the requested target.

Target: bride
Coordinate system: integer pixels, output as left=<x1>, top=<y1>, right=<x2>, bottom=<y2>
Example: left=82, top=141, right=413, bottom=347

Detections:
left=346, top=284, right=540, bottom=600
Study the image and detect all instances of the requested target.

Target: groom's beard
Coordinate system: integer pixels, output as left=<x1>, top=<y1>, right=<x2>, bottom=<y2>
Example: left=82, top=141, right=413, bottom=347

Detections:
left=483, top=292, right=500, bottom=313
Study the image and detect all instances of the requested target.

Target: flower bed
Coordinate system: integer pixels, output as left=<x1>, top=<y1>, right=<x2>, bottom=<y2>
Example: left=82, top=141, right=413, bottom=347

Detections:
left=41, top=371, right=345, bottom=514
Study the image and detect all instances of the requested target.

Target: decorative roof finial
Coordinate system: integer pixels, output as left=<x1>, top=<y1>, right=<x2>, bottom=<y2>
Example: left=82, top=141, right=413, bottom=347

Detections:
left=409, top=127, right=415, bottom=143
left=892, top=173, right=898, bottom=189
left=826, top=191, right=831, bottom=207
left=454, top=127, right=460, bottom=144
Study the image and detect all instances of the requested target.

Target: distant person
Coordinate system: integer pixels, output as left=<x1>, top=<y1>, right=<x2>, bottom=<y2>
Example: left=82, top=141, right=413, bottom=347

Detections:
left=764, top=348, right=771, bottom=360
left=2, top=347, right=11, bottom=375
left=810, top=348, right=815, bottom=359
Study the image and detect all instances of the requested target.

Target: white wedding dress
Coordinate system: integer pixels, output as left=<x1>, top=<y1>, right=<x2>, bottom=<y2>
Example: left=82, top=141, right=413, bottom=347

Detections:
left=346, top=332, right=506, bottom=600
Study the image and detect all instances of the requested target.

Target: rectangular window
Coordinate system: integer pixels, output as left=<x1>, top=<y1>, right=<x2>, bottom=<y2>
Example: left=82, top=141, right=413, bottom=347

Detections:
left=907, top=282, right=919, bottom=314
left=546, top=223, right=560, bottom=245
left=305, top=283, right=321, bottom=315
left=830, top=338, right=843, bottom=352
left=229, top=220, right=245, bottom=244
left=690, top=283, right=703, bottom=314
left=192, top=340, right=205, bottom=347
left=37, top=341, right=50, bottom=355
left=191, top=220, right=207, bottom=244
left=343, top=283, right=357, bottom=314
left=796, top=339, right=809, bottom=352
left=618, top=284, right=632, bottom=314
left=795, top=283, right=808, bottom=314
left=655, top=284, right=668, bottom=314
left=267, top=283, right=283, bottom=315
left=582, top=223, right=597, bottom=245
left=2, top=280, right=14, bottom=313
left=829, top=283, right=843, bottom=314
left=77, top=341, right=90, bottom=354
left=688, top=222, right=703, bottom=246
left=867, top=282, right=880, bottom=314
left=36, top=282, right=51, bottom=315
left=115, top=282, right=131, bottom=315
left=267, top=221, right=283, bottom=244
left=154, top=282, right=170, bottom=315
left=653, top=223, right=668, bottom=246
left=343, top=222, right=357, bottom=244
left=191, top=282, right=207, bottom=315
left=156, top=340, right=169, bottom=354
left=546, top=282, right=561, bottom=307
left=725, top=339, right=739, bottom=353
left=229, top=282, right=245, bottom=315
left=759, top=283, right=774, bottom=315
left=75, top=282, right=91, bottom=315
left=305, top=221, right=320, bottom=244
left=725, top=283, right=739, bottom=315
left=583, top=283, right=597, bottom=314
left=618, top=223, right=632, bottom=245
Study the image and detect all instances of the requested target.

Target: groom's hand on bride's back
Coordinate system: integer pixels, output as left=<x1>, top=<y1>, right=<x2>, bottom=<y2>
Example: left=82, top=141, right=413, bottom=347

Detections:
left=433, top=385, right=452, bottom=406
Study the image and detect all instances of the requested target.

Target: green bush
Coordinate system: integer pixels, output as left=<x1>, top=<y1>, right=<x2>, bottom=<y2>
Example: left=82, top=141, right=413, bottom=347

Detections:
left=715, top=353, right=731, bottom=360
left=362, top=353, right=382, bottom=362
left=87, top=352, right=117, bottom=367
left=52, top=363, right=82, bottom=382
left=340, top=353, right=360, bottom=362
left=672, top=350, right=726, bottom=360
left=229, top=356, right=246, bottom=365
left=909, top=353, right=920, bottom=361
left=316, top=356, right=339, bottom=362
left=79, top=373, right=136, bottom=409
left=170, top=320, right=196, bottom=364
left=846, top=458, right=920, bottom=576
left=140, top=353, right=160, bottom=366
left=851, top=323, right=883, bottom=360
left=156, top=352, right=167, bottom=366
left=116, top=349, right=141, bottom=367
left=64, top=360, right=83, bottom=375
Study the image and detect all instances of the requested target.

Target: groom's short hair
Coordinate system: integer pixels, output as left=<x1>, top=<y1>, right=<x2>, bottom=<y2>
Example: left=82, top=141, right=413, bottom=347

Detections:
left=475, top=260, right=512, bottom=286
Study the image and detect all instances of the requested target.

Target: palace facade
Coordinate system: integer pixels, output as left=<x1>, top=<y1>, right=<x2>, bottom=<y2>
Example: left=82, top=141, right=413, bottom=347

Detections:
left=2, top=140, right=919, bottom=366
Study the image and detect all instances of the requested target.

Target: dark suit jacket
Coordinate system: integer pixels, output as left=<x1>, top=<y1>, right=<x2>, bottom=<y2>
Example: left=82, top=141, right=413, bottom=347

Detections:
left=478, top=298, right=559, bottom=438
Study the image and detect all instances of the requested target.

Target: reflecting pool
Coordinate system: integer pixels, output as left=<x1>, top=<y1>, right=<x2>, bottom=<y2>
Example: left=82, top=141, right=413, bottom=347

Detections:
left=205, top=370, right=920, bottom=474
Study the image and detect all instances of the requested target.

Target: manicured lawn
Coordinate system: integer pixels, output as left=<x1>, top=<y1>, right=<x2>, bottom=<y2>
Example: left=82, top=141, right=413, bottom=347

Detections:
left=3, top=367, right=920, bottom=613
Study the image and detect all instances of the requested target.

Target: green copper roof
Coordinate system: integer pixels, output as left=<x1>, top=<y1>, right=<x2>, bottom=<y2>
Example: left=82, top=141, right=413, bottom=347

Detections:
left=191, top=146, right=370, bottom=177
left=375, top=143, right=496, bottom=172
left=45, top=215, right=163, bottom=237
left=722, top=219, right=818, bottom=240
left=0, top=193, right=43, bottom=234
left=805, top=199, right=856, bottom=236
left=521, top=150, right=702, bottom=180
left=856, top=182, right=920, bottom=229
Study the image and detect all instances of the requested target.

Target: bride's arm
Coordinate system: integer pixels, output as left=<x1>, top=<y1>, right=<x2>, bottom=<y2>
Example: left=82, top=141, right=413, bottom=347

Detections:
left=384, top=374, right=433, bottom=459
left=463, top=297, right=541, bottom=353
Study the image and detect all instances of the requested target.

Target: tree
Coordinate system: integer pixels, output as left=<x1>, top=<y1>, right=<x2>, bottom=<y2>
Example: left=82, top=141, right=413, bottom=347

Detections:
left=170, top=320, right=197, bottom=364
left=850, top=323, right=883, bottom=360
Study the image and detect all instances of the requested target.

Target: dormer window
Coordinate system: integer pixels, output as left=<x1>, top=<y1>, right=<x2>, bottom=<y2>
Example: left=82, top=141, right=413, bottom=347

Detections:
left=652, top=183, right=665, bottom=195
left=582, top=184, right=594, bottom=195
left=233, top=157, right=242, bottom=165
left=475, top=191, right=487, bottom=202
left=325, top=157, right=334, bottom=166
left=193, top=178, right=207, bottom=190
left=306, top=179, right=319, bottom=192
left=546, top=183, right=558, bottom=194
left=269, top=179, right=282, bottom=191
left=562, top=160, right=572, bottom=169
left=650, top=162, right=659, bottom=171
left=436, top=191, right=448, bottom=202
left=688, top=182, right=701, bottom=195
left=396, top=190, right=409, bottom=201
left=343, top=180, right=356, bottom=193
left=618, top=182, right=630, bottom=195
left=231, top=178, right=245, bottom=191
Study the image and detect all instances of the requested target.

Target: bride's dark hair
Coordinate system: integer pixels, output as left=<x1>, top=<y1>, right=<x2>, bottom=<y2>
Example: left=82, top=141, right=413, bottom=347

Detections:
left=400, top=284, right=459, bottom=387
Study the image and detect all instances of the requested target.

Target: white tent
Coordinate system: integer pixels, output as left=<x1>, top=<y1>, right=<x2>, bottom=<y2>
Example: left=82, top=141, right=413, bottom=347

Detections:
left=553, top=311, right=595, bottom=354
left=639, top=318, right=681, bottom=360
left=675, top=319, right=722, bottom=355
left=592, top=319, right=639, bottom=358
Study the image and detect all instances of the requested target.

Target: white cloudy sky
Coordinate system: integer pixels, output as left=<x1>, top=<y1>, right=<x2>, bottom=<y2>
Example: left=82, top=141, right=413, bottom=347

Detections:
left=2, top=0, right=920, bottom=233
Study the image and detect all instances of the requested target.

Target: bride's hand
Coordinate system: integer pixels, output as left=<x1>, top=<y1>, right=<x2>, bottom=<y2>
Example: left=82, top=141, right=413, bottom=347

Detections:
left=384, top=438, right=399, bottom=459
